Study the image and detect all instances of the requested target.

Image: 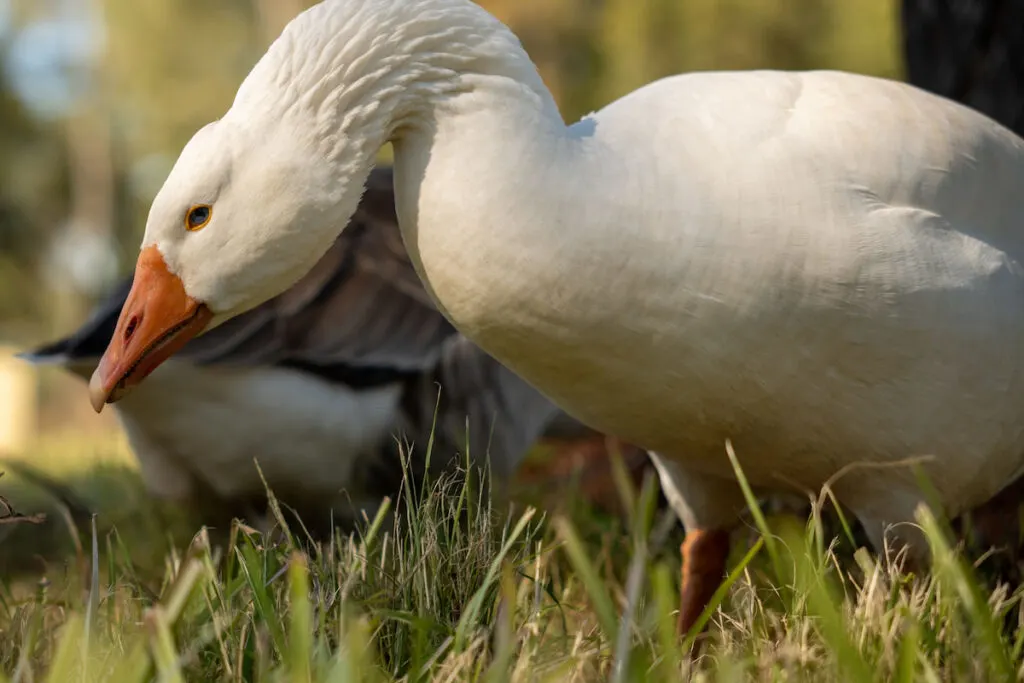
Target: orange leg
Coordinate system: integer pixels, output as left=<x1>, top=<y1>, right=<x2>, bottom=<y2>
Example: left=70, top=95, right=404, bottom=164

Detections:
left=678, top=528, right=731, bottom=638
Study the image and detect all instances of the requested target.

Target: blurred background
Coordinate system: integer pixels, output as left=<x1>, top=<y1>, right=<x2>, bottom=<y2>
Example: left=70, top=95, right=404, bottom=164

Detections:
left=0, top=0, right=900, bottom=454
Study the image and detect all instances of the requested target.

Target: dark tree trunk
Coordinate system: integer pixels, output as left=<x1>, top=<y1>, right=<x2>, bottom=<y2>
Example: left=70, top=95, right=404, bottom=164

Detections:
left=901, top=0, right=1024, bottom=136
left=902, top=0, right=1024, bottom=588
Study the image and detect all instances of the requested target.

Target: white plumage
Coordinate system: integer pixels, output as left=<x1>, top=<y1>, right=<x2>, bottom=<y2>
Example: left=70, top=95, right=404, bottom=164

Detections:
left=85, top=0, right=1024, bottom=634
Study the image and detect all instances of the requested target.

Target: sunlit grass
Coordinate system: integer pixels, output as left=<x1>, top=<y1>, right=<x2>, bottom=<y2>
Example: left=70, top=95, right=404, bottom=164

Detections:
left=1, top=436, right=1022, bottom=681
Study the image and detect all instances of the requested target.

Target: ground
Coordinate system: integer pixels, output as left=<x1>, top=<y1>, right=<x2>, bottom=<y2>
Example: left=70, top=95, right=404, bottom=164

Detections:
left=0, top=433, right=1022, bottom=682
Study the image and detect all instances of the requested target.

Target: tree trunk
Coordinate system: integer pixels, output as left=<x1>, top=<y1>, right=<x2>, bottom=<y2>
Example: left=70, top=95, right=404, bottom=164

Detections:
left=901, top=0, right=1024, bottom=136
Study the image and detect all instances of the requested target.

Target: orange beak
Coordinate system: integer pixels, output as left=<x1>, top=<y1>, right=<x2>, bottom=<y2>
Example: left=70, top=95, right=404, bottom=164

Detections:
left=88, top=245, right=213, bottom=413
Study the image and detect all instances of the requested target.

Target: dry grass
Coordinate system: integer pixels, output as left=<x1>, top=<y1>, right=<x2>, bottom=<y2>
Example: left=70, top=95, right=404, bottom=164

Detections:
left=0, top=436, right=1022, bottom=682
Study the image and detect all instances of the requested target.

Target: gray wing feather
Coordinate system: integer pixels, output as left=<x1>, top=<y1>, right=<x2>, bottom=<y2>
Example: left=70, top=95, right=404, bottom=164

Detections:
left=178, top=167, right=456, bottom=377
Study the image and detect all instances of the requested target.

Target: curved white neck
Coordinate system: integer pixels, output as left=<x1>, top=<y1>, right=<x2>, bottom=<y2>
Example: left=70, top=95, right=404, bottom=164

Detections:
left=233, top=0, right=568, bottom=197
left=259, top=2, right=597, bottom=329
left=390, top=77, right=575, bottom=314
left=234, top=0, right=611, bottom=364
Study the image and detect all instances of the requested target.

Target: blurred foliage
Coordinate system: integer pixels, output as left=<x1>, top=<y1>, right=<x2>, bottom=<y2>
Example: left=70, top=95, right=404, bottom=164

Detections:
left=0, top=50, right=67, bottom=337
left=101, top=0, right=261, bottom=165
left=0, top=0, right=901, bottom=340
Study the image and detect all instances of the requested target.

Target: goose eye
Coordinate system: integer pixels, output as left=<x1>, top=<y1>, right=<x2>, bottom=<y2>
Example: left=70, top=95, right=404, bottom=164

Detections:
left=185, top=205, right=212, bottom=231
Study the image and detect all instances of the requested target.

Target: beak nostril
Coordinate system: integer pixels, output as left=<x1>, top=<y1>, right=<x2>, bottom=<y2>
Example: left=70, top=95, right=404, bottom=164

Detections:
left=124, top=315, right=140, bottom=342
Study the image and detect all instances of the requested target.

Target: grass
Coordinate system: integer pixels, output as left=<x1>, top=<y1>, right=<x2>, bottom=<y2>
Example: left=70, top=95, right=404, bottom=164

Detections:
left=1, top=434, right=1024, bottom=681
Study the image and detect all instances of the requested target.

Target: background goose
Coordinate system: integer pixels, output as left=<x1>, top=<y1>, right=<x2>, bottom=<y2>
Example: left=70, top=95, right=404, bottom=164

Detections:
left=83, top=0, right=1024, bottom=638
left=23, top=166, right=646, bottom=532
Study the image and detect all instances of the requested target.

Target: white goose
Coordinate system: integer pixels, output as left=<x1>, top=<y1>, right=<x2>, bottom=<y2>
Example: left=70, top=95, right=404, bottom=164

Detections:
left=26, top=167, right=634, bottom=532
left=85, top=0, right=1024, bottom=635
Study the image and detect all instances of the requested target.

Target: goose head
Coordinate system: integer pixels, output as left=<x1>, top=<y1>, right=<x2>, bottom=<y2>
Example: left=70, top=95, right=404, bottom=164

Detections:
left=87, top=0, right=537, bottom=413
left=88, top=115, right=357, bottom=412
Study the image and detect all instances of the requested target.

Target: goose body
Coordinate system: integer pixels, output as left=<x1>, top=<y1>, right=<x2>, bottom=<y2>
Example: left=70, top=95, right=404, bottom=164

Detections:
left=84, top=0, right=1024, bottom=634
left=26, top=168, right=611, bottom=528
left=411, top=67, right=1024, bottom=524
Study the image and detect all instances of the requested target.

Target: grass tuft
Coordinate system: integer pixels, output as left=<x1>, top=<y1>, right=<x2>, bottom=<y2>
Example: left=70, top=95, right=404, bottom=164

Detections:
left=2, top=439, right=1024, bottom=681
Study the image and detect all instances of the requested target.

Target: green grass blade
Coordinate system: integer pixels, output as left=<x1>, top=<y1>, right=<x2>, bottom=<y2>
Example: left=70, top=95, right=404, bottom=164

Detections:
left=822, top=489, right=857, bottom=547
left=12, top=582, right=45, bottom=683
left=235, top=541, right=288, bottom=657
left=682, top=537, right=763, bottom=649
left=454, top=507, right=536, bottom=650
left=651, top=564, right=682, bottom=679
left=894, top=620, right=920, bottom=683
left=43, top=614, right=83, bottom=683
left=420, top=391, right=442, bottom=503
left=916, top=653, right=943, bottom=683
left=105, top=638, right=151, bottom=683
left=917, top=504, right=1014, bottom=681
left=145, top=607, right=185, bottom=683
left=83, top=515, right=99, bottom=678
left=725, top=440, right=782, bottom=578
left=1013, top=604, right=1024, bottom=662
left=255, top=459, right=296, bottom=549
left=288, top=552, right=313, bottom=683
left=608, top=445, right=638, bottom=526
left=553, top=515, right=619, bottom=645
left=611, top=474, right=661, bottom=683
left=483, top=562, right=517, bottom=683
left=779, top=524, right=874, bottom=683
left=163, top=557, right=204, bottom=625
